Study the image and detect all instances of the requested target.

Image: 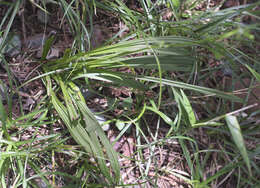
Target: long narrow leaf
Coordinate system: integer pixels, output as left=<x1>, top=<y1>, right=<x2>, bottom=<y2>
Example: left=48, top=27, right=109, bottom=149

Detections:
left=138, top=76, right=242, bottom=102
left=225, top=115, right=252, bottom=176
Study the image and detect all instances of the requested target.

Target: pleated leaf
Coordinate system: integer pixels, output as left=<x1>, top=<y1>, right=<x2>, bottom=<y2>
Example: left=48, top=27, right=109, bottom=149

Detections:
left=51, top=78, right=120, bottom=185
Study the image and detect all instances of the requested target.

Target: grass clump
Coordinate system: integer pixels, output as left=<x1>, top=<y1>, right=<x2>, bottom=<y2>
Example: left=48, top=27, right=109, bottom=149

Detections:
left=0, top=0, right=259, bottom=187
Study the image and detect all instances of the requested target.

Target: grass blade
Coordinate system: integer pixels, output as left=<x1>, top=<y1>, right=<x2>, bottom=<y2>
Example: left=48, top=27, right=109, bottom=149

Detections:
left=138, top=76, right=242, bottom=102
left=245, top=64, right=260, bottom=82
left=225, top=115, right=252, bottom=176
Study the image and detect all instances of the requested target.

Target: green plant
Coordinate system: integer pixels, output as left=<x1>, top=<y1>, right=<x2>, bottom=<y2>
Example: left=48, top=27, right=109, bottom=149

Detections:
left=0, top=0, right=259, bottom=187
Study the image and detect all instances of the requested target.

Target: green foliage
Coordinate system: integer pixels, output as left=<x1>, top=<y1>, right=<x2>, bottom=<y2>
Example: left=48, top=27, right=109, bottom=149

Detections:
left=50, top=77, right=120, bottom=185
left=225, top=115, right=252, bottom=176
left=0, top=0, right=259, bottom=187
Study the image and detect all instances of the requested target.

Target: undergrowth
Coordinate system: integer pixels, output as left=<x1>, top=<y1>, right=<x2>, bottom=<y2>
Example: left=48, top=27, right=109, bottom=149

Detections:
left=0, top=0, right=259, bottom=187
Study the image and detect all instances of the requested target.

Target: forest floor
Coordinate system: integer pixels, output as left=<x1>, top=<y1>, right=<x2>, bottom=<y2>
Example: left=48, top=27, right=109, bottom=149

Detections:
left=0, top=0, right=259, bottom=187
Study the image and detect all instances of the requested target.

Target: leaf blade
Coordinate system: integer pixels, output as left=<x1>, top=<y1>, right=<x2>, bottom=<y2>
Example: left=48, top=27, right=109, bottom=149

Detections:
left=225, top=115, right=252, bottom=176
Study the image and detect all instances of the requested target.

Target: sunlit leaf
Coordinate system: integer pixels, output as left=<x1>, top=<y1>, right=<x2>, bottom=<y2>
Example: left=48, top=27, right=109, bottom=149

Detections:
left=180, top=90, right=196, bottom=126
left=138, top=76, right=242, bottom=102
left=225, top=115, right=252, bottom=176
left=172, top=0, right=180, bottom=8
left=245, top=64, right=260, bottom=82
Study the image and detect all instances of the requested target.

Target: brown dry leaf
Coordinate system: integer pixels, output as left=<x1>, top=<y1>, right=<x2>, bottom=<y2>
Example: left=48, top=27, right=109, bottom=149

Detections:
left=90, top=25, right=111, bottom=49
left=25, top=33, right=47, bottom=50
left=36, top=47, right=60, bottom=59
left=162, top=8, right=173, bottom=20
left=221, top=0, right=240, bottom=9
